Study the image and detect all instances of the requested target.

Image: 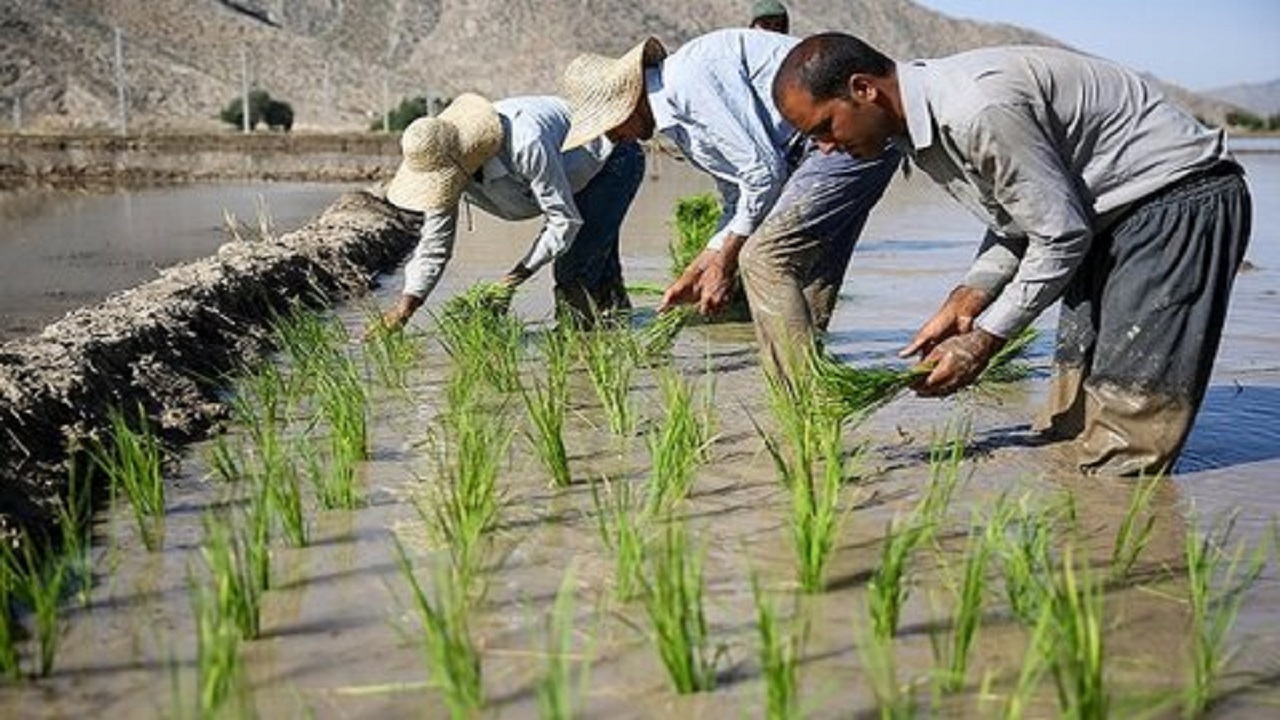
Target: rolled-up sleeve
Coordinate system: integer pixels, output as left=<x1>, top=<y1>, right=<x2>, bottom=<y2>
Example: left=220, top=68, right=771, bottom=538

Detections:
left=402, top=210, right=457, bottom=299
left=967, top=105, right=1094, bottom=338
left=963, top=228, right=1026, bottom=296
left=513, top=134, right=584, bottom=273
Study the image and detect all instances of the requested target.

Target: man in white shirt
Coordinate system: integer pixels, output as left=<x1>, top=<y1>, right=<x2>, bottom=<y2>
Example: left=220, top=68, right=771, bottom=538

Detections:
left=773, top=33, right=1251, bottom=475
left=560, top=30, right=898, bottom=372
left=380, top=93, right=643, bottom=329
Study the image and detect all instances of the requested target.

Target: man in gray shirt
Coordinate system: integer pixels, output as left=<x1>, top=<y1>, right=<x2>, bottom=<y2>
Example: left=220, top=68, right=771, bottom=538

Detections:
left=773, top=33, right=1251, bottom=476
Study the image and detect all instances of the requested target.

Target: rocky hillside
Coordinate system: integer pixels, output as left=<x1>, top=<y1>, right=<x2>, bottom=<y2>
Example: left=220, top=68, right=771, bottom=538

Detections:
left=0, top=0, right=1236, bottom=132
left=1204, top=78, right=1280, bottom=117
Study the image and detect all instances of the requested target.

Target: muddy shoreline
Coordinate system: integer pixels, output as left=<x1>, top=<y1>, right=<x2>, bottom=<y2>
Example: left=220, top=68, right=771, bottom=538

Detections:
left=0, top=132, right=401, bottom=190
left=0, top=190, right=419, bottom=536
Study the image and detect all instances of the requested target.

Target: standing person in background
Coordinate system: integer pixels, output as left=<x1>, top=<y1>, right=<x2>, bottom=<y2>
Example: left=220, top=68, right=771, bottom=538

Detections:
left=559, top=30, right=897, bottom=374
left=749, top=0, right=789, bottom=34
left=378, top=93, right=643, bottom=330
left=773, top=33, right=1251, bottom=475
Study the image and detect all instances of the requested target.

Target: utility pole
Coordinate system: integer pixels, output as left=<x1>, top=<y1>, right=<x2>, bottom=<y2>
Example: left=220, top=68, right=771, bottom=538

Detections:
left=241, top=50, right=250, bottom=133
left=322, top=60, right=333, bottom=125
left=382, top=76, right=389, bottom=133
left=114, top=26, right=128, bottom=136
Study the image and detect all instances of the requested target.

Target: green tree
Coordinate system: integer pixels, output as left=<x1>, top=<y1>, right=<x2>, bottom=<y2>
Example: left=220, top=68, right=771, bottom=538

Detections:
left=219, top=89, right=279, bottom=131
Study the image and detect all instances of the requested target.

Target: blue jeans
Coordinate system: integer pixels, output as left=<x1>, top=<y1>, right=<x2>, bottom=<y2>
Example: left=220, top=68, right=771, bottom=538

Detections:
left=553, top=141, right=645, bottom=317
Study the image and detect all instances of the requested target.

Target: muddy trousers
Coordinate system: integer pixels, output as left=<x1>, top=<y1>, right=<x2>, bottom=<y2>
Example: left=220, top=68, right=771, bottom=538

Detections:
left=738, top=148, right=898, bottom=374
left=1035, top=166, right=1251, bottom=476
left=553, top=140, right=645, bottom=322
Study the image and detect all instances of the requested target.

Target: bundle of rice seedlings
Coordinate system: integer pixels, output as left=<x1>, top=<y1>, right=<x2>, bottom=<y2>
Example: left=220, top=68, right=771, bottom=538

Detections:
left=812, top=327, right=1040, bottom=421
left=671, top=194, right=721, bottom=279
left=440, top=281, right=516, bottom=320
left=635, top=307, right=697, bottom=360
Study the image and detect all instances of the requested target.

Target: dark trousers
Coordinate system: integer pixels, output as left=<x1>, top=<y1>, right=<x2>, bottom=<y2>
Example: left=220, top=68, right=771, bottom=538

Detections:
left=1036, top=165, right=1252, bottom=475
left=552, top=141, right=645, bottom=319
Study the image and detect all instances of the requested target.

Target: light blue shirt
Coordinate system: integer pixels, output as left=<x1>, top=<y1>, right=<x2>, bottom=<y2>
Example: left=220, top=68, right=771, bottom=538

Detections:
left=403, top=96, right=612, bottom=299
left=645, top=29, right=799, bottom=250
left=896, top=47, right=1232, bottom=337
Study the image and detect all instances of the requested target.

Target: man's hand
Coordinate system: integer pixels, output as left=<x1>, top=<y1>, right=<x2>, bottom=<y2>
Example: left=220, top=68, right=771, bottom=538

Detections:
left=658, top=250, right=712, bottom=313
left=696, top=233, right=744, bottom=316
left=899, top=285, right=993, bottom=359
left=913, top=328, right=1006, bottom=397
left=498, top=262, right=533, bottom=290
left=367, top=294, right=423, bottom=339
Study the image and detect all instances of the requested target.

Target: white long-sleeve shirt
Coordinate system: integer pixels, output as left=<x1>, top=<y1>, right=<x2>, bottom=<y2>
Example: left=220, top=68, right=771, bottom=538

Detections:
left=402, top=96, right=612, bottom=299
left=644, top=29, right=799, bottom=250
left=896, top=47, right=1232, bottom=337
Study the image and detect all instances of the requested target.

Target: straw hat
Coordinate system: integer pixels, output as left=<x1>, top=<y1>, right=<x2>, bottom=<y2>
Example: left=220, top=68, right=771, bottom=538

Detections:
left=385, top=93, right=504, bottom=212
left=560, top=37, right=667, bottom=151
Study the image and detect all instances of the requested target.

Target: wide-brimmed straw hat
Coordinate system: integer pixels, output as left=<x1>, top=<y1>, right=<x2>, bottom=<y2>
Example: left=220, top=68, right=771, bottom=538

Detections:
left=560, top=37, right=667, bottom=151
left=385, top=93, right=503, bottom=212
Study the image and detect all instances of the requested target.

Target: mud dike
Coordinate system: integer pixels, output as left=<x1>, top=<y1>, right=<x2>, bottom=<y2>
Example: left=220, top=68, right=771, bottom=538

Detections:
left=0, top=191, right=419, bottom=536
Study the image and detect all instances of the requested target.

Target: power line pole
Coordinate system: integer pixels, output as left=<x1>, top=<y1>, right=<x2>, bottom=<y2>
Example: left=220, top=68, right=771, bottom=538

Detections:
left=323, top=60, right=333, bottom=125
left=241, top=49, right=250, bottom=133
left=382, top=76, right=389, bottom=132
left=114, top=26, right=128, bottom=136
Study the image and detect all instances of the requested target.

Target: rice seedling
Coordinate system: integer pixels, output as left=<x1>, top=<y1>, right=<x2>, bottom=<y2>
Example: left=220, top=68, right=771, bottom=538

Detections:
left=931, top=512, right=994, bottom=694
left=1183, top=513, right=1270, bottom=717
left=0, top=553, right=18, bottom=680
left=624, top=281, right=668, bottom=297
left=521, top=326, right=572, bottom=488
left=314, top=350, right=370, bottom=462
left=199, top=512, right=264, bottom=640
left=360, top=303, right=421, bottom=389
left=640, top=521, right=721, bottom=694
left=635, top=306, right=697, bottom=360
left=670, top=194, right=721, bottom=279
left=1040, top=547, right=1109, bottom=720
left=272, top=305, right=348, bottom=393
left=435, top=282, right=524, bottom=394
left=752, top=575, right=806, bottom=720
left=265, top=438, right=308, bottom=547
left=868, top=515, right=931, bottom=641
left=853, top=604, right=916, bottom=720
left=393, top=538, right=484, bottom=719
left=89, top=405, right=166, bottom=551
left=538, top=568, right=590, bottom=720
left=590, top=478, right=648, bottom=602
left=977, top=327, right=1040, bottom=384
left=914, top=418, right=971, bottom=530
left=644, top=368, right=712, bottom=516
left=1000, top=603, right=1054, bottom=720
left=0, top=539, right=69, bottom=678
left=188, top=570, right=248, bottom=718
left=578, top=326, right=636, bottom=436
left=993, top=497, right=1057, bottom=627
left=54, top=463, right=94, bottom=606
left=1108, top=475, right=1162, bottom=583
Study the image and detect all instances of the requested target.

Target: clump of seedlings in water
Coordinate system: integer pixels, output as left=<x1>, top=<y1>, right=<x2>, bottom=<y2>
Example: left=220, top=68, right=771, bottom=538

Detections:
left=578, top=325, right=636, bottom=437
left=752, top=575, right=807, bottom=720
left=644, top=367, right=714, bottom=516
left=930, top=508, right=996, bottom=695
left=88, top=405, right=167, bottom=551
left=0, top=538, right=70, bottom=678
left=868, top=514, right=931, bottom=641
left=199, top=511, right=266, bottom=640
left=393, top=538, right=484, bottom=719
left=187, top=568, right=249, bottom=718
left=360, top=303, right=421, bottom=389
left=993, top=496, right=1057, bottom=627
left=640, top=520, right=721, bottom=694
left=521, top=325, right=573, bottom=488
left=1183, top=513, right=1270, bottom=717
left=635, top=306, right=697, bottom=360
left=591, top=478, right=648, bottom=602
left=1108, top=475, right=1162, bottom=582
left=757, top=368, right=854, bottom=593
left=1038, top=546, right=1110, bottom=720
left=435, top=282, right=524, bottom=393
left=854, top=601, right=916, bottom=719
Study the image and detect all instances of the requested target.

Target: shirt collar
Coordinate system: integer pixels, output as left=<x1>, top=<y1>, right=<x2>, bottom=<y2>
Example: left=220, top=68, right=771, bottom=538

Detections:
left=645, top=64, right=677, bottom=133
left=895, top=59, right=934, bottom=155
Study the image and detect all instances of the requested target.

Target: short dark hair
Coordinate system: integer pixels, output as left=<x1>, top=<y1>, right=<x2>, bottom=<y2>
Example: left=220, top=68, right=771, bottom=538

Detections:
left=773, top=32, right=895, bottom=104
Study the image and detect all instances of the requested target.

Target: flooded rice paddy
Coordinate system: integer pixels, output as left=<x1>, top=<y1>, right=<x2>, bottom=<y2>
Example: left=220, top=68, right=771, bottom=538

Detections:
left=1, top=144, right=1278, bottom=718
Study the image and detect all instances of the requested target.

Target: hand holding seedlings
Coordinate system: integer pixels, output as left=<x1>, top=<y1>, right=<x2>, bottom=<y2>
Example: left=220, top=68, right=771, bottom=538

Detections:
left=913, top=328, right=1007, bottom=397
left=899, top=284, right=992, bottom=359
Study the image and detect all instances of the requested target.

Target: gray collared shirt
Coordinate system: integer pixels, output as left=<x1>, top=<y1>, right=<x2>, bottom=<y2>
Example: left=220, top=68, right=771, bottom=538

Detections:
left=896, top=46, right=1232, bottom=337
left=645, top=28, right=799, bottom=250
left=403, top=96, right=611, bottom=299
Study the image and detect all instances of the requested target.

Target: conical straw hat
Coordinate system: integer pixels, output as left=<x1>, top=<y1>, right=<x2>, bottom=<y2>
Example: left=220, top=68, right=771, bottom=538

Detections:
left=385, top=93, right=504, bottom=212
left=560, top=37, right=667, bottom=151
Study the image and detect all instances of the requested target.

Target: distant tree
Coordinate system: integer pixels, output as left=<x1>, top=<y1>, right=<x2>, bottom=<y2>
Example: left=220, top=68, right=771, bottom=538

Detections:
left=1225, top=110, right=1265, bottom=131
left=370, top=95, right=453, bottom=132
left=1268, top=114, right=1280, bottom=132
left=219, top=89, right=292, bottom=132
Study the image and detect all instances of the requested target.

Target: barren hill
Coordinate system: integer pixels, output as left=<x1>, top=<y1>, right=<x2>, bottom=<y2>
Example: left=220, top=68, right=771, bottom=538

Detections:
left=0, top=0, right=1235, bottom=132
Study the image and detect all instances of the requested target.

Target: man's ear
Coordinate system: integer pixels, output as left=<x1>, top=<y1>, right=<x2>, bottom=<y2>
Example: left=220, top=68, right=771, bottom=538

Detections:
left=848, top=74, right=877, bottom=103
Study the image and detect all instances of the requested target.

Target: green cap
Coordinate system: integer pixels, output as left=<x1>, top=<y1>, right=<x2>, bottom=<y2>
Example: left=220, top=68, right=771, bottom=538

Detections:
left=751, top=0, right=787, bottom=20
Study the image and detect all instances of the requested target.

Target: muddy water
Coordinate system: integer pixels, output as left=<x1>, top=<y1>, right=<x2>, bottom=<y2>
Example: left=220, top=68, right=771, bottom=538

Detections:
left=0, top=182, right=360, bottom=341
left=2, top=143, right=1278, bottom=718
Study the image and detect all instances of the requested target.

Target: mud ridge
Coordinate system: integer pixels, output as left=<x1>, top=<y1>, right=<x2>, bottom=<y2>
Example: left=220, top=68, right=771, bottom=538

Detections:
left=0, top=190, right=420, bottom=537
